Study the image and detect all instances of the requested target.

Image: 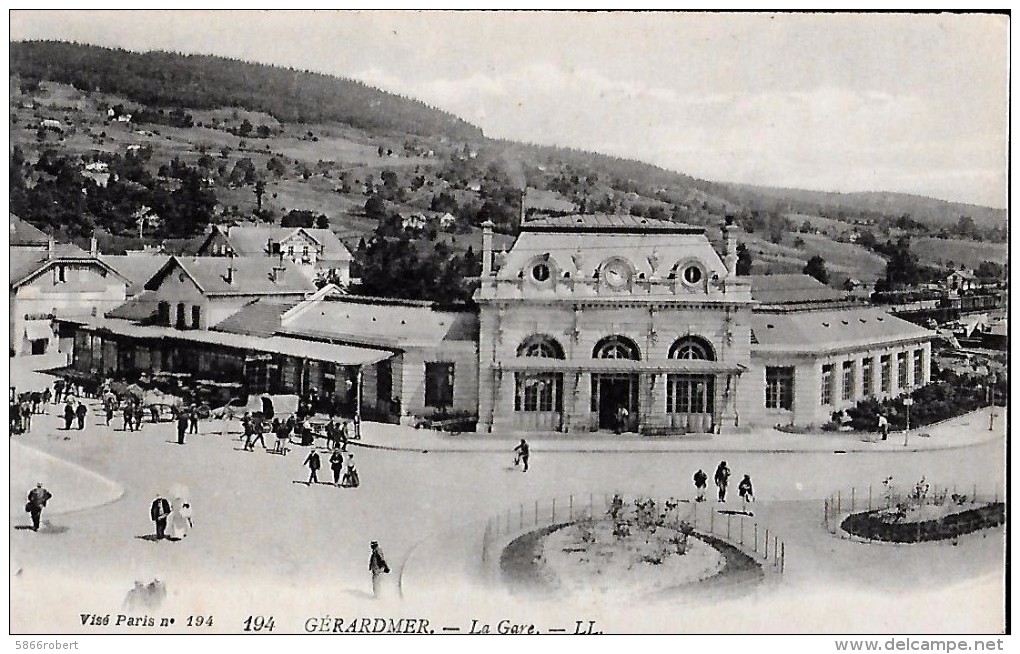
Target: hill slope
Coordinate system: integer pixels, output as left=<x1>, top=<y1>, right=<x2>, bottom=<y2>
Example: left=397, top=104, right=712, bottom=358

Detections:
left=9, top=40, right=483, bottom=140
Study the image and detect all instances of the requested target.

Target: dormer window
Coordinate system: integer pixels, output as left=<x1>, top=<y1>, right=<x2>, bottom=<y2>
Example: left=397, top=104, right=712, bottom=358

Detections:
left=682, top=264, right=703, bottom=285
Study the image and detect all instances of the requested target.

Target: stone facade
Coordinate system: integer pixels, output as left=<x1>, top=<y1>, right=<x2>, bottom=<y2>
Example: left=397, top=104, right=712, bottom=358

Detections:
left=476, top=215, right=755, bottom=434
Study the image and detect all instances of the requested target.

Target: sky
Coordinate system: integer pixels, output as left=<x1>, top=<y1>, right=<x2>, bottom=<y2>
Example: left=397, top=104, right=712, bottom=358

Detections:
left=8, top=10, right=1010, bottom=209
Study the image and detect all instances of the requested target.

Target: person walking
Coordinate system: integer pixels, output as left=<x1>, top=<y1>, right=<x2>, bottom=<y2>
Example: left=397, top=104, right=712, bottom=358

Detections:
left=341, top=453, right=360, bottom=488
left=176, top=409, right=189, bottom=445
left=53, top=379, right=65, bottom=405
left=188, top=405, right=199, bottom=434
left=63, top=400, right=75, bottom=430
left=123, top=401, right=134, bottom=432
left=150, top=493, right=171, bottom=540
left=104, top=396, right=115, bottom=426
left=42, top=388, right=51, bottom=406
left=75, top=401, right=88, bottom=430
left=693, top=469, right=708, bottom=502
left=249, top=418, right=267, bottom=450
left=26, top=483, right=52, bottom=532
left=738, top=474, right=755, bottom=503
left=714, top=461, right=731, bottom=502
left=369, top=541, right=390, bottom=598
left=330, top=448, right=345, bottom=486
left=304, top=449, right=321, bottom=485
left=133, top=400, right=144, bottom=431
left=513, top=439, right=530, bottom=472
left=167, top=501, right=193, bottom=541
left=20, top=400, right=32, bottom=433
left=878, top=413, right=889, bottom=441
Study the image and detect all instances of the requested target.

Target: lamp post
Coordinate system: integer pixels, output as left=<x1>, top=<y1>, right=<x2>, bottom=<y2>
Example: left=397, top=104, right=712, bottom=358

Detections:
left=902, top=395, right=914, bottom=447
left=988, top=373, right=998, bottom=431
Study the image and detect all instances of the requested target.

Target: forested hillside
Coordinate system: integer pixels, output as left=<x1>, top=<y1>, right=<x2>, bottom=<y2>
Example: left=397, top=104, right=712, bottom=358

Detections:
left=10, top=40, right=482, bottom=140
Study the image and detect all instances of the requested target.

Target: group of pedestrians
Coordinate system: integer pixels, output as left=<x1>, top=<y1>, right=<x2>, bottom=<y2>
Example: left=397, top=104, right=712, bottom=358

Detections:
left=692, top=461, right=755, bottom=503
left=11, top=389, right=50, bottom=434
left=304, top=447, right=360, bottom=488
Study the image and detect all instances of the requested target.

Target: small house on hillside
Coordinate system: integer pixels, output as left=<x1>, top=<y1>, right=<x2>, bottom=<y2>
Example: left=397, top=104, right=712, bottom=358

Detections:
left=944, top=269, right=977, bottom=293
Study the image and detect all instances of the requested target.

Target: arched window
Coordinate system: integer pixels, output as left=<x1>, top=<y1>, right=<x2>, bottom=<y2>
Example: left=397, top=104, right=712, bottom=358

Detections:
left=593, top=335, right=641, bottom=360
left=517, top=335, right=565, bottom=359
left=515, top=334, right=564, bottom=415
left=669, top=336, right=715, bottom=361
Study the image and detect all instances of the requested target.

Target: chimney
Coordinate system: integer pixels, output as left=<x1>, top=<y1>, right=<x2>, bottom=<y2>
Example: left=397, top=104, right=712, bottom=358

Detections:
left=47, top=237, right=55, bottom=260
left=90, top=234, right=98, bottom=257
left=271, top=263, right=286, bottom=283
left=481, top=220, right=494, bottom=277
left=722, top=215, right=737, bottom=276
left=226, top=252, right=235, bottom=284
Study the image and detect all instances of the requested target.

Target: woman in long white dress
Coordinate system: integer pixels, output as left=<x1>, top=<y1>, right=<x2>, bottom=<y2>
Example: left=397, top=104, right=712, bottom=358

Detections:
left=167, top=501, right=193, bottom=541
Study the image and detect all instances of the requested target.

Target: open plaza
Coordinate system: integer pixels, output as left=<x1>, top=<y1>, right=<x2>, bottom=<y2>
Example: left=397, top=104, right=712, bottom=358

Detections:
left=8, top=375, right=1006, bottom=633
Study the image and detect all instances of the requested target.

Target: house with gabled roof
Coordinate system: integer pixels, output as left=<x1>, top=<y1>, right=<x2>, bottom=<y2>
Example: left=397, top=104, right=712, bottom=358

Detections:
left=134, top=255, right=317, bottom=331
left=197, top=224, right=353, bottom=286
left=10, top=240, right=129, bottom=356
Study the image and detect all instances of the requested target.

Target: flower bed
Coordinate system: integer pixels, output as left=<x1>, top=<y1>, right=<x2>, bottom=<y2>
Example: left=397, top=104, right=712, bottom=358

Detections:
left=499, top=496, right=764, bottom=601
left=841, top=503, right=1004, bottom=543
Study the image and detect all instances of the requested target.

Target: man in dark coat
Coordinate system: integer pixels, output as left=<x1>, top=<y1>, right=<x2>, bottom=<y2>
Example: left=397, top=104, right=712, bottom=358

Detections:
left=53, top=379, right=64, bottom=404
left=26, top=483, right=52, bottom=531
left=150, top=493, right=171, bottom=539
left=369, top=541, right=390, bottom=598
left=304, top=449, right=321, bottom=485
left=176, top=410, right=189, bottom=445
left=513, top=439, right=530, bottom=472
left=63, top=401, right=75, bottom=430
left=75, top=401, right=87, bottom=430
left=693, top=469, right=708, bottom=502
left=714, top=461, right=731, bottom=502
left=330, top=448, right=345, bottom=485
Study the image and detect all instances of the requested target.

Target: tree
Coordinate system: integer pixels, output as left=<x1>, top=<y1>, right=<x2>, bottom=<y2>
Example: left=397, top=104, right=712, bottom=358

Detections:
left=975, top=261, right=1005, bottom=281
left=735, top=243, right=753, bottom=276
left=956, top=215, right=976, bottom=238
left=281, top=210, right=325, bottom=228
left=803, top=255, right=830, bottom=284
left=254, top=179, right=266, bottom=211
left=364, top=195, right=387, bottom=220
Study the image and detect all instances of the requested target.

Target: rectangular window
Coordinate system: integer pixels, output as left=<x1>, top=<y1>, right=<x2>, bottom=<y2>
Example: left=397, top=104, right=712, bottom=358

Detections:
left=862, top=358, right=874, bottom=397
left=424, top=362, right=454, bottom=409
left=191, top=305, right=201, bottom=330
left=157, top=301, right=170, bottom=326
left=881, top=355, right=892, bottom=393
left=175, top=303, right=186, bottom=330
left=765, top=366, right=794, bottom=410
left=820, top=364, right=834, bottom=405
left=913, top=349, right=924, bottom=386
left=842, top=361, right=855, bottom=401
left=515, top=373, right=563, bottom=412
left=897, top=351, right=909, bottom=389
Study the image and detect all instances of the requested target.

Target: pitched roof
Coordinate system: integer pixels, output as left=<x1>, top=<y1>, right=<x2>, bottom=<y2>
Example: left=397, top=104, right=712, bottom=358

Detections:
left=279, top=294, right=478, bottom=349
left=10, top=246, right=125, bottom=289
left=101, top=254, right=169, bottom=296
left=747, top=274, right=847, bottom=305
left=750, top=307, right=934, bottom=355
left=216, top=226, right=353, bottom=261
left=145, top=256, right=317, bottom=296
left=211, top=298, right=300, bottom=337
left=105, top=290, right=159, bottom=322
left=521, top=213, right=703, bottom=234
left=9, top=214, right=50, bottom=246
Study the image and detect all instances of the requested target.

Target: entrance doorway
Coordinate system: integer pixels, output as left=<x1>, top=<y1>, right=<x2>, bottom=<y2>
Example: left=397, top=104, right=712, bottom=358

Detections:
left=592, top=373, right=639, bottom=431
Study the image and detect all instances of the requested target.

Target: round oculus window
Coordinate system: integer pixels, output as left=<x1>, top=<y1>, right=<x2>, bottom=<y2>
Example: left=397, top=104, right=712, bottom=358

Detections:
left=682, top=265, right=703, bottom=285
left=531, top=263, right=550, bottom=282
left=603, top=260, right=631, bottom=288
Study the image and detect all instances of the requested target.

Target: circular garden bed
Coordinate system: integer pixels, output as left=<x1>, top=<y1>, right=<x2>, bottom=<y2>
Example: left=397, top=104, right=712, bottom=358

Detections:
left=841, top=502, right=1004, bottom=543
left=499, top=502, right=764, bottom=602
